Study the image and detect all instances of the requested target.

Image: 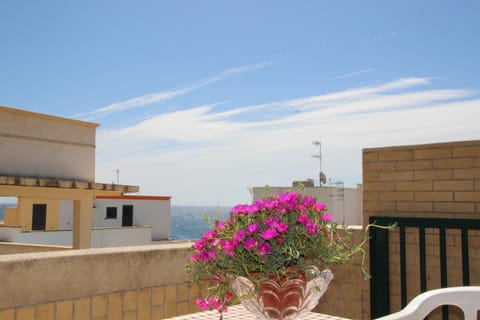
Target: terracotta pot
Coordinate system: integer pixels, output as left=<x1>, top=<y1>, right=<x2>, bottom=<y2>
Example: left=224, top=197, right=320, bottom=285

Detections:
left=232, top=267, right=333, bottom=320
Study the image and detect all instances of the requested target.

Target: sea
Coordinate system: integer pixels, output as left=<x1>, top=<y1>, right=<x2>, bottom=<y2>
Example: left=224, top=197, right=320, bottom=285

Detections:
left=0, top=204, right=231, bottom=241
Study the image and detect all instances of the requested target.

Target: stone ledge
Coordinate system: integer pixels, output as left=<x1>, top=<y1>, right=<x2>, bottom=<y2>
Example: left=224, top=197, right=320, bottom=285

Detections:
left=0, top=175, right=139, bottom=193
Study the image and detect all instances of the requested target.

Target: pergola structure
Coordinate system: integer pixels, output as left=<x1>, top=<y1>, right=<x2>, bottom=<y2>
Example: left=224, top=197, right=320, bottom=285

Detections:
left=0, top=175, right=139, bottom=249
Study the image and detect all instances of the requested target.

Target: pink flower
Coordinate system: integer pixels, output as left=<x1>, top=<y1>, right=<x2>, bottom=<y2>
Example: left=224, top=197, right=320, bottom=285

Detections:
left=230, top=204, right=250, bottom=215
left=261, top=228, right=278, bottom=240
left=302, top=196, right=316, bottom=207
left=246, top=223, right=259, bottom=234
left=264, top=217, right=279, bottom=227
left=202, top=230, right=217, bottom=241
left=215, top=220, right=226, bottom=231
left=233, top=230, right=246, bottom=242
left=314, top=202, right=327, bottom=212
left=247, top=204, right=260, bottom=214
left=243, top=238, right=258, bottom=251
left=297, top=213, right=308, bottom=224
left=258, top=242, right=272, bottom=256
left=321, top=213, right=333, bottom=222
left=305, top=219, right=320, bottom=236
left=207, top=249, right=217, bottom=260
left=220, top=240, right=236, bottom=256
left=193, top=239, right=205, bottom=251
left=264, top=199, right=278, bottom=210
left=196, top=299, right=209, bottom=310
left=207, top=297, right=224, bottom=311
left=276, top=221, right=289, bottom=233
left=189, top=254, right=200, bottom=263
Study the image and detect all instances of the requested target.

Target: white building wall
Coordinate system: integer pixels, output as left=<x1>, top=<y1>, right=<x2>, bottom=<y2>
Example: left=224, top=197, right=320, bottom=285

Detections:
left=30, top=196, right=172, bottom=246
left=92, top=203, right=122, bottom=228
left=59, top=200, right=73, bottom=229
left=90, top=227, right=152, bottom=247
left=251, top=185, right=363, bottom=226
left=132, top=200, right=170, bottom=240
left=0, top=226, right=152, bottom=247
left=93, top=198, right=171, bottom=240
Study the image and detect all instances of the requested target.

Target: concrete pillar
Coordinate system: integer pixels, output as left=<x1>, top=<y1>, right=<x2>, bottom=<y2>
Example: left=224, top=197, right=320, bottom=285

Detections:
left=73, top=197, right=94, bottom=249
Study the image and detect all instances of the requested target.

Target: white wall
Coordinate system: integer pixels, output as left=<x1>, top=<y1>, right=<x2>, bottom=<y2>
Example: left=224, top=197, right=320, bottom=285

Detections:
left=59, top=200, right=73, bottom=229
left=93, top=198, right=171, bottom=240
left=91, top=226, right=152, bottom=247
left=0, top=226, right=153, bottom=247
left=92, top=204, right=122, bottom=228
left=132, top=200, right=170, bottom=240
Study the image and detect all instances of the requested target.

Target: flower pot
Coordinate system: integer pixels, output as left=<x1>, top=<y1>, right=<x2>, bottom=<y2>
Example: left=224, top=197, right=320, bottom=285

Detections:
left=232, top=267, right=333, bottom=320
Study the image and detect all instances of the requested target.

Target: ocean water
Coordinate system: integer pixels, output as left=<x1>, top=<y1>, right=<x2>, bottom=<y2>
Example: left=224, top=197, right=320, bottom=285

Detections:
left=0, top=205, right=231, bottom=240
left=170, top=206, right=231, bottom=240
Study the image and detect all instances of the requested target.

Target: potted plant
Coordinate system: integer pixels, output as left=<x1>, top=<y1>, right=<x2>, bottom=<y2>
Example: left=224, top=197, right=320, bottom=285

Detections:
left=185, top=191, right=390, bottom=319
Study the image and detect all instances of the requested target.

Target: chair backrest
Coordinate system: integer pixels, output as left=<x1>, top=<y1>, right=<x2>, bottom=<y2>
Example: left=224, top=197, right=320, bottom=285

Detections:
left=374, top=286, right=480, bottom=320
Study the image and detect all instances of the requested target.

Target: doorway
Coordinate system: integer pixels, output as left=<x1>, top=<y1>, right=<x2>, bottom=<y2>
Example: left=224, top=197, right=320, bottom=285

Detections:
left=32, top=204, right=47, bottom=230
left=122, top=205, right=133, bottom=227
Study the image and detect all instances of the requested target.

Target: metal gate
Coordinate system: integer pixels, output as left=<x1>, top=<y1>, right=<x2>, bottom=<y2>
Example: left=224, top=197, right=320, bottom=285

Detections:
left=369, top=216, right=480, bottom=319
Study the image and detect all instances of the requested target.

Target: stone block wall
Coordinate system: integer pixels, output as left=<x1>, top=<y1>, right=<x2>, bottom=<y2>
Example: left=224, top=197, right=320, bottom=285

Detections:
left=0, top=243, right=201, bottom=320
left=0, top=235, right=368, bottom=320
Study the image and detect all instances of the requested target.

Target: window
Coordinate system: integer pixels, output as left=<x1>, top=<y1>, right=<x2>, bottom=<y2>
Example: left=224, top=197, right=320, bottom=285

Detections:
left=106, top=207, right=117, bottom=219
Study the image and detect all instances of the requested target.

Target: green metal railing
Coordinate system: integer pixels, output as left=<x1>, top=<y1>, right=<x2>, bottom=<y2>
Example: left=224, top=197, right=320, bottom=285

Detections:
left=369, top=216, right=480, bottom=319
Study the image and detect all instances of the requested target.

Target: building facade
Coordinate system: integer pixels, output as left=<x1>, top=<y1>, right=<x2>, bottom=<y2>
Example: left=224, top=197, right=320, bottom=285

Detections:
left=251, top=183, right=363, bottom=226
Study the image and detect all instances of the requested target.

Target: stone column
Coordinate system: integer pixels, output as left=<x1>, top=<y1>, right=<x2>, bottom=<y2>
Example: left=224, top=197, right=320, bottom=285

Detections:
left=73, top=197, right=94, bottom=249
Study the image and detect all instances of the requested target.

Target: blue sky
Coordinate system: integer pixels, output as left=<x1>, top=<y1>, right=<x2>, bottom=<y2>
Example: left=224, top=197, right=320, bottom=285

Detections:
left=1, top=1, right=479, bottom=206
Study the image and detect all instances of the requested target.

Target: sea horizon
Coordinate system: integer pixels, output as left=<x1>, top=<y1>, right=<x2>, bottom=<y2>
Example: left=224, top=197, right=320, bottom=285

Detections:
left=0, top=204, right=230, bottom=241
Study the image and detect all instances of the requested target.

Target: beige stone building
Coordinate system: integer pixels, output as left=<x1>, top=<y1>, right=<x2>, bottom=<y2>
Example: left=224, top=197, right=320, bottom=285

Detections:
left=0, top=106, right=139, bottom=248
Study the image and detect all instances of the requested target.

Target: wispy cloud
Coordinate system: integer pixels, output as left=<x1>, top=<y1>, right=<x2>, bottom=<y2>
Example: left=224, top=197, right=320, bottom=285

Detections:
left=98, top=77, right=470, bottom=149
left=95, top=78, right=479, bottom=205
left=372, top=31, right=399, bottom=41
left=335, top=68, right=374, bottom=79
left=74, top=61, right=275, bottom=120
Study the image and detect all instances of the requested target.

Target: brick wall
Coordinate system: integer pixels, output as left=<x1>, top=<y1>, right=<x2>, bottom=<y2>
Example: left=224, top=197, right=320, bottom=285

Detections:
left=0, top=283, right=202, bottom=320
left=315, top=227, right=371, bottom=319
left=363, top=140, right=480, bottom=219
left=363, top=140, right=480, bottom=319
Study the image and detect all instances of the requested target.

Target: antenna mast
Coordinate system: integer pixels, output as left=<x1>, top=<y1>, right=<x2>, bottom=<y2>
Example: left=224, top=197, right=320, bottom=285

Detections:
left=311, top=141, right=323, bottom=186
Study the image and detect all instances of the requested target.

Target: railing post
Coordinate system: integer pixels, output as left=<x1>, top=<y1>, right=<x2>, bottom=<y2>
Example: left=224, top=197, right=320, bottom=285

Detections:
left=370, top=216, right=391, bottom=318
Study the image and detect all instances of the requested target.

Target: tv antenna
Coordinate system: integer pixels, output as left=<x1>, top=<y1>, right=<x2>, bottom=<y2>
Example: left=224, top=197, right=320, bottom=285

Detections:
left=311, top=141, right=326, bottom=186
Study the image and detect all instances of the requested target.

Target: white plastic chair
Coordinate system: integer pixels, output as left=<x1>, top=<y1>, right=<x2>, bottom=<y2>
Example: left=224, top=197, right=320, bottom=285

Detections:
left=375, top=286, right=480, bottom=320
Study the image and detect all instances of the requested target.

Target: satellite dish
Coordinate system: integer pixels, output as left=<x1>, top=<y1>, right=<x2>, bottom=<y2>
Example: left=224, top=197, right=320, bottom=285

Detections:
left=320, top=172, right=327, bottom=185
